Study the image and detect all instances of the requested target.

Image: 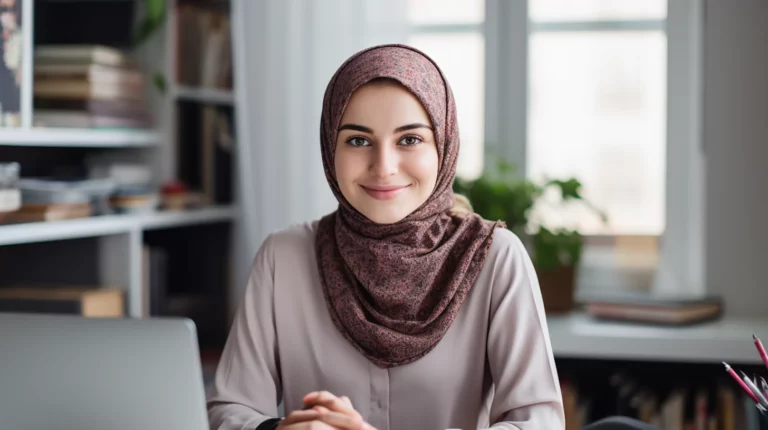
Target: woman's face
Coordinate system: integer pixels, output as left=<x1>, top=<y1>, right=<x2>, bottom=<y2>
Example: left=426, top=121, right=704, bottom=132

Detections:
left=335, top=80, right=439, bottom=224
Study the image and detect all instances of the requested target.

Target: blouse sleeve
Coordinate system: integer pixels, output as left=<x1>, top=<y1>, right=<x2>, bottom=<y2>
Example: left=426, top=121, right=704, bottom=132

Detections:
left=484, top=229, right=566, bottom=430
left=207, top=234, right=283, bottom=430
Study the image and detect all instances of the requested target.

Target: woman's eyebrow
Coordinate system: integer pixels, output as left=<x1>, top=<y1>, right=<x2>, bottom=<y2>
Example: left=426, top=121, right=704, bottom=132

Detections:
left=337, top=123, right=433, bottom=133
left=393, top=123, right=433, bottom=133
left=338, top=124, right=373, bottom=133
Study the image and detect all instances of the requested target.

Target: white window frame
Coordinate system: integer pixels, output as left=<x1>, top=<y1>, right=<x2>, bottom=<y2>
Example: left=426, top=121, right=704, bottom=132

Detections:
left=484, top=0, right=706, bottom=296
left=407, top=16, right=485, bottom=180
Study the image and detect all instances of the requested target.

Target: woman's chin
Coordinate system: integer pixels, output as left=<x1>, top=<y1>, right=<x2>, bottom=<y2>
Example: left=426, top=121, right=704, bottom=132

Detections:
left=358, top=206, right=410, bottom=225
left=365, top=213, right=406, bottom=225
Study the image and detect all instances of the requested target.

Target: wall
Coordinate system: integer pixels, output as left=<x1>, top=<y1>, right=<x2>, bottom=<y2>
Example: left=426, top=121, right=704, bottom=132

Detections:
left=704, top=0, right=768, bottom=316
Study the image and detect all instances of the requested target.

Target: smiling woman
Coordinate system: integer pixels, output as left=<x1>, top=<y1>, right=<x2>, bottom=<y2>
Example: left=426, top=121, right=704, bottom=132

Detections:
left=207, top=44, right=564, bottom=430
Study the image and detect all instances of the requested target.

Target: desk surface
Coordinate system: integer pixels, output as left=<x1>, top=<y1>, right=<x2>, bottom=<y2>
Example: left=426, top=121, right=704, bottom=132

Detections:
left=547, top=312, right=768, bottom=365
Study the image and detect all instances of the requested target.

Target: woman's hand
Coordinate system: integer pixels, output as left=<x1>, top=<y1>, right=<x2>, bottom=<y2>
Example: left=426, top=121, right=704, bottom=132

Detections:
left=275, top=391, right=376, bottom=430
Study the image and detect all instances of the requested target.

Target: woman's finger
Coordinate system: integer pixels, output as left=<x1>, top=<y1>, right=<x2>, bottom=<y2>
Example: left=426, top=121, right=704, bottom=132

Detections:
left=314, top=411, right=375, bottom=430
left=340, top=396, right=353, bottom=409
left=311, top=405, right=331, bottom=414
left=303, top=391, right=358, bottom=417
left=282, top=421, right=334, bottom=430
left=281, top=410, right=322, bottom=425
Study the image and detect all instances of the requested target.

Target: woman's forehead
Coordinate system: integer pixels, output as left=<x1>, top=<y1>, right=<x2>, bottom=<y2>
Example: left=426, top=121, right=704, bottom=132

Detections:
left=340, top=81, right=432, bottom=128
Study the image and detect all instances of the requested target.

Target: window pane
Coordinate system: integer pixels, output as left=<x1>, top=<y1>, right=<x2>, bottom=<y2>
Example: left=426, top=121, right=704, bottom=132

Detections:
left=527, top=31, right=666, bottom=235
left=408, top=0, right=484, bottom=25
left=529, top=0, right=666, bottom=22
left=408, top=32, right=485, bottom=179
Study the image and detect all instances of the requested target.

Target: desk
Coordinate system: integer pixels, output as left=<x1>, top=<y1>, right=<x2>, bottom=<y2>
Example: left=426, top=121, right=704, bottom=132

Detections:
left=547, top=312, right=768, bottom=364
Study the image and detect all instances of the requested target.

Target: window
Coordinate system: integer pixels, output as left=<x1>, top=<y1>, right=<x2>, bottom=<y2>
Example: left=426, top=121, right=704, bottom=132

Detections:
left=406, top=0, right=485, bottom=179
left=527, top=1, right=667, bottom=237
left=522, top=1, right=669, bottom=292
left=407, top=1, right=702, bottom=294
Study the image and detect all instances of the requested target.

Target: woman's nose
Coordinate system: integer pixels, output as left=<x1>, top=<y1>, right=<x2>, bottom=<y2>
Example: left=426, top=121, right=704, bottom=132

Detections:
left=369, top=144, right=399, bottom=178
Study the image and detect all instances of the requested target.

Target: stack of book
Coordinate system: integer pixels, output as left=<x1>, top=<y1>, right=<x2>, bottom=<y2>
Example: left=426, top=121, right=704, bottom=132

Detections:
left=33, top=45, right=152, bottom=130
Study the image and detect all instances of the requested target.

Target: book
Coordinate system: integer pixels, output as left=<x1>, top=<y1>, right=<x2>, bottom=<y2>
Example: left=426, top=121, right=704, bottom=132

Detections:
left=1, top=202, right=92, bottom=223
left=35, top=98, right=149, bottom=119
left=0, top=286, right=125, bottom=318
left=34, top=45, right=131, bottom=68
left=35, top=63, right=144, bottom=87
left=175, top=4, right=232, bottom=89
left=580, top=291, right=723, bottom=325
left=34, top=79, right=144, bottom=101
left=34, top=110, right=150, bottom=129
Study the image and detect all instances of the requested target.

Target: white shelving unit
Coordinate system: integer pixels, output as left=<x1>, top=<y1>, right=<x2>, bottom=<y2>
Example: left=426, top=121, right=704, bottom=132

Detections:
left=0, top=0, right=241, bottom=325
left=174, top=85, right=234, bottom=105
left=0, top=206, right=236, bottom=246
left=0, top=128, right=161, bottom=147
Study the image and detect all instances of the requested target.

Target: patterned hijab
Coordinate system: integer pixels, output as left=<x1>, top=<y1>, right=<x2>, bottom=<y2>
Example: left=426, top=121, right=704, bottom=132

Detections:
left=315, top=44, right=503, bottom=368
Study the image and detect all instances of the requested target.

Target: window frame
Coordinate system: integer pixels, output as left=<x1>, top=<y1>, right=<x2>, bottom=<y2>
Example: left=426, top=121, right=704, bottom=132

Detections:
left=484, top=0, right=706, bottom=295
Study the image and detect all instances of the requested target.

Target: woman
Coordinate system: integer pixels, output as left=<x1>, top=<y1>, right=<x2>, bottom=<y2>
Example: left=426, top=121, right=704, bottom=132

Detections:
left=207, top=44, right=565, bottom=430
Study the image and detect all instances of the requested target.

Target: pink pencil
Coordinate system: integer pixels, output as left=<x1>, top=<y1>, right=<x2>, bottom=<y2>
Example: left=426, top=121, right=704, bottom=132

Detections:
left=723, top=362, right=761, bottom=404
left=753, top=334, right=768, bottom=370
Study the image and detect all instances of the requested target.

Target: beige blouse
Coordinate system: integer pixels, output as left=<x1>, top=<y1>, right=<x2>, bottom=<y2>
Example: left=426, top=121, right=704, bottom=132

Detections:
left=207, top=221, right=565, bottom=430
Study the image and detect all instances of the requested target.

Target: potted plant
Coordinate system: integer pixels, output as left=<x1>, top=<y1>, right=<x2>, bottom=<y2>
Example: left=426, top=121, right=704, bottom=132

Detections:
left=453, top=161, right=606, bottom=314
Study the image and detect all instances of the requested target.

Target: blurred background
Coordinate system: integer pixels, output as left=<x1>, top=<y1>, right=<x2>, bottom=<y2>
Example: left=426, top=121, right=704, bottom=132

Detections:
left=0, top=0, right=766, bottom=428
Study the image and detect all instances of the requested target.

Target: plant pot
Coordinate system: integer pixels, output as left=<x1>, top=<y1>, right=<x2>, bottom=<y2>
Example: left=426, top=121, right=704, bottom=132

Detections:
left=535, top=264, right=576, bottom=314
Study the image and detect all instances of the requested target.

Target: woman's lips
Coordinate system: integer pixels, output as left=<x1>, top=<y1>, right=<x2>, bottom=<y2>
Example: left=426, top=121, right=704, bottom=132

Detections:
left=361, top=184, right=410, bottom=200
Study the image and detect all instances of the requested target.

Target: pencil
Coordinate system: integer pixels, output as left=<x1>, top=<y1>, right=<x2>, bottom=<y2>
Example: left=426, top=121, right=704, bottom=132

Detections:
left=761, top=377, right=768, bottom=398
left=753, top=334, right=768, bottom=370
left=723, top=362, right=761, bottom=404
left=741, top=371, right=768, bottom=407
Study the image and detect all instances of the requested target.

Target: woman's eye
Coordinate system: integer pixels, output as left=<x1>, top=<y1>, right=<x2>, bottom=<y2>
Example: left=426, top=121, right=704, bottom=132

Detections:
left=399, top=135, right=423, bottom=146
left=347, top=137, right=370, bottom=147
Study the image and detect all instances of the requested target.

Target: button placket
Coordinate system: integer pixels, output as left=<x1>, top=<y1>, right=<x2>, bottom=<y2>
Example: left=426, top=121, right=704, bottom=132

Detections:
left=368, top=362, right=390, bottom=430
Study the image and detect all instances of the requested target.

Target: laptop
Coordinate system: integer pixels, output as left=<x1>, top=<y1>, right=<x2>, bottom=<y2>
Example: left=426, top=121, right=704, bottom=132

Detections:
left=0, top=312, right=209, bottom=430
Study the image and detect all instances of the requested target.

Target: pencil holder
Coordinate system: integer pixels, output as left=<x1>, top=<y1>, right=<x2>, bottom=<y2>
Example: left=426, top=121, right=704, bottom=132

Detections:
left=759, top=407, right=768, bottom=430
left=723, top=334, right=768, bottom=427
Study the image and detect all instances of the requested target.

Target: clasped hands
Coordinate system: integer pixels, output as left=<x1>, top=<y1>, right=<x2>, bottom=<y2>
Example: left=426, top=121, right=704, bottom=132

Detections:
left=276, top=391, right=378, bottom=430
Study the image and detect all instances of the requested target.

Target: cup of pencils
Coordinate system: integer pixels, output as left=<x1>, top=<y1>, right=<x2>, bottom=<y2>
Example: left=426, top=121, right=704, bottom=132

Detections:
left=723, top=334, right=768, bottom=417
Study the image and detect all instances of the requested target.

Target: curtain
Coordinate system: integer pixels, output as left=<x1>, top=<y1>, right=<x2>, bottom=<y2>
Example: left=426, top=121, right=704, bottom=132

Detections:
left=229, top=0, right=408, bottom=308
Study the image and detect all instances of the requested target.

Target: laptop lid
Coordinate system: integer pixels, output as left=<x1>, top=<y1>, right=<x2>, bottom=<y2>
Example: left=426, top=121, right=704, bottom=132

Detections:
left=0, top=312, right=209, bottom=430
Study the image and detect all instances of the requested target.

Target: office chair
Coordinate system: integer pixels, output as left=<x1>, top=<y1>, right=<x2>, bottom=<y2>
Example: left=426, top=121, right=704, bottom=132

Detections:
left=582, top=416, right=661, bottom=430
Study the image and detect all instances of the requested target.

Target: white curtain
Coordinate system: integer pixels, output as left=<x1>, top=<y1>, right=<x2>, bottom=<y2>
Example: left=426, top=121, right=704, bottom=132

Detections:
left=229, top=0, right=408, bottom=307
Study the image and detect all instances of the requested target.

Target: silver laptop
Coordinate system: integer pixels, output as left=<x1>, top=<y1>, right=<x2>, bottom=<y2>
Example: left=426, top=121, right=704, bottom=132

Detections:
left=0, top=312, right=209, bottom=430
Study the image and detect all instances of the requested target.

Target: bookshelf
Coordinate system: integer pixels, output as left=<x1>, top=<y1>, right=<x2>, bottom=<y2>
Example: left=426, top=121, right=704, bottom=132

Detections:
left=0, top=0, right=240, bottom=349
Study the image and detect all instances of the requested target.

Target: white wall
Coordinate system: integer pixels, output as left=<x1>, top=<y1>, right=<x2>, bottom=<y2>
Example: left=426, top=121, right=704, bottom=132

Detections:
left=230, top=0, right=408, bottom=308
left=703, top=0, right=768, bottom=316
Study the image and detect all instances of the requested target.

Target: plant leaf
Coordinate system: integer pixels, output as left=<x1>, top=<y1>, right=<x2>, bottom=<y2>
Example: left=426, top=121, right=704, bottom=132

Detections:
left=147, top=0, right=165, bottom=22
left=154, top=73, right=167, bottom=93
left=133, top=0, right=167, bottom=47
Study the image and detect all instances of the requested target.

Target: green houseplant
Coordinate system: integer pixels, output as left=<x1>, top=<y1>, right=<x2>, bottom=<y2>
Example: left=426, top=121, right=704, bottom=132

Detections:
left=453, top=161, right=606, bottom=313
left=134, top=0, right=168, bottom=93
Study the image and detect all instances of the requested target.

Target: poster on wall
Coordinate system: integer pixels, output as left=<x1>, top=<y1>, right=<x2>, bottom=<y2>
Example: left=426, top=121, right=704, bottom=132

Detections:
left=0, top=0, right=22, bottom=127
